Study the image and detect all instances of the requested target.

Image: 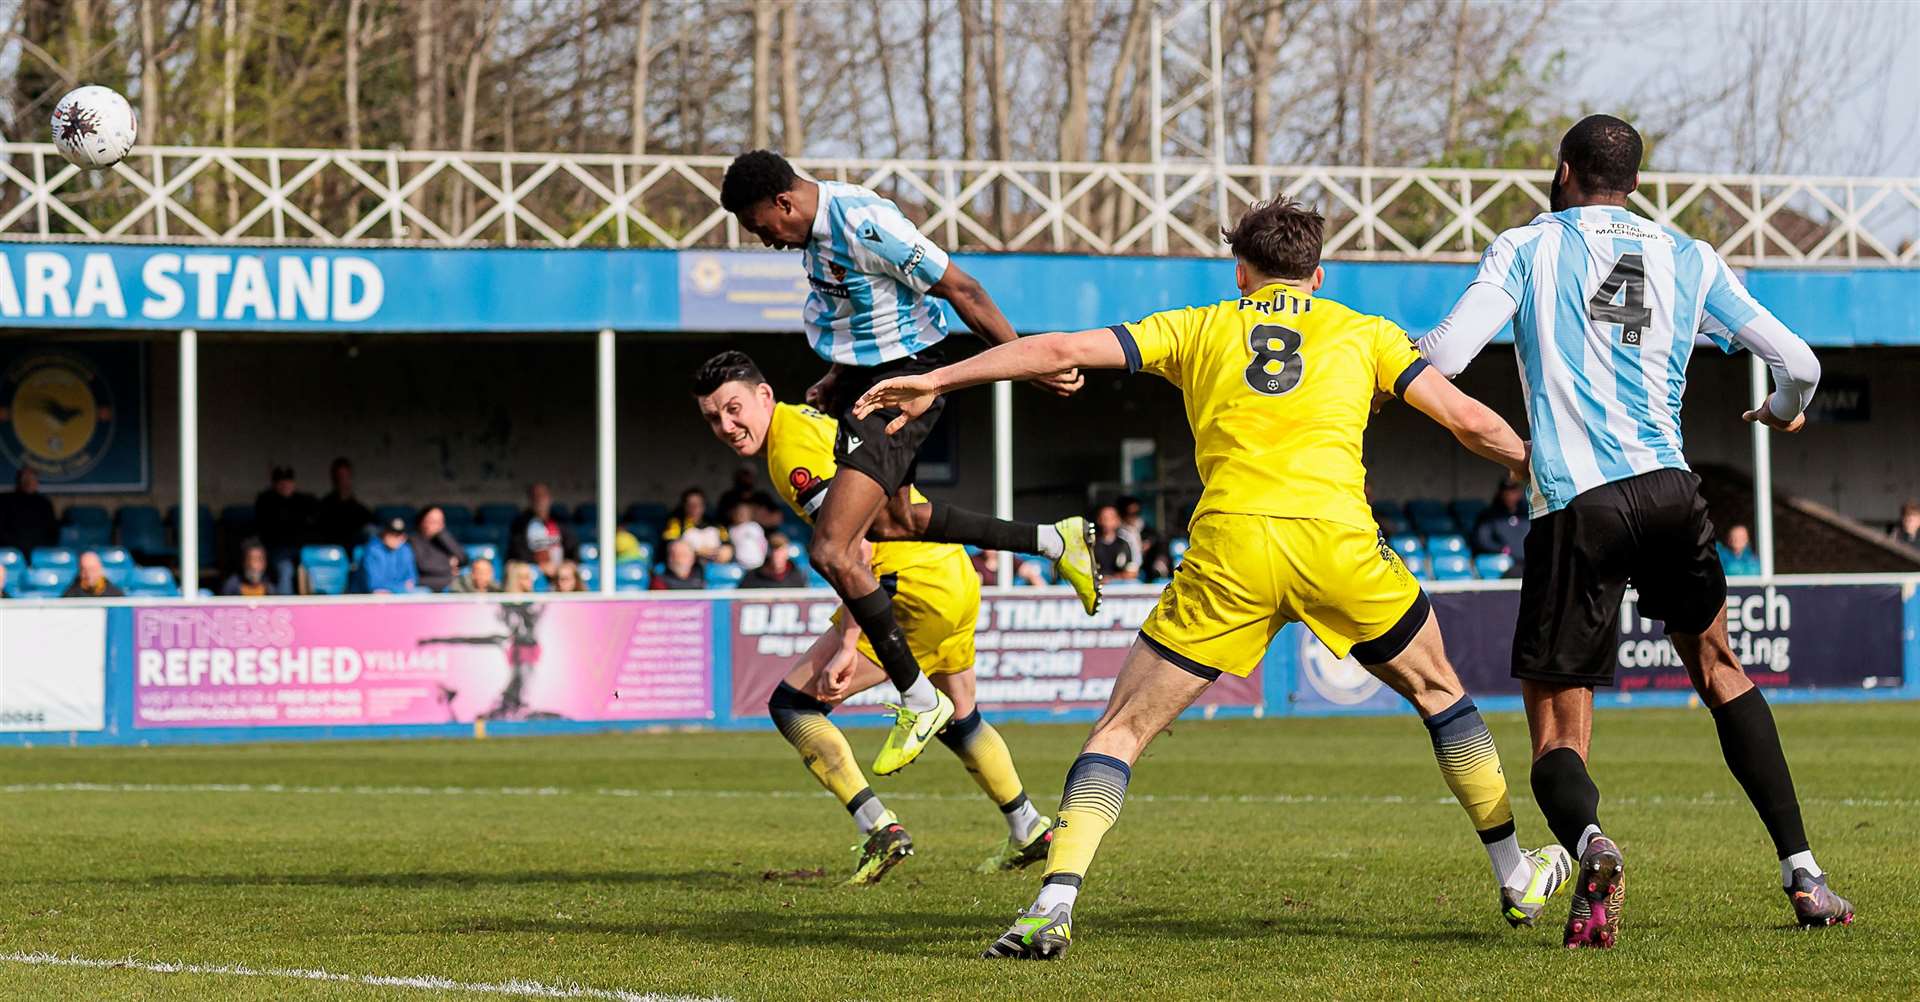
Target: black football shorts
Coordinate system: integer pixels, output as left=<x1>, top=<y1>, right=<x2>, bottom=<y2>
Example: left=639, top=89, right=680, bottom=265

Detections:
left=824, top=343, right=950, bottom=497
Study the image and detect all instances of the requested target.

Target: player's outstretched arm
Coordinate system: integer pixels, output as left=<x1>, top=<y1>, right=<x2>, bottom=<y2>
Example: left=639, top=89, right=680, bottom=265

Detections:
left=930, top=264, right=1084, bottom=398
left=854, top=329, right=1127, bottom=435
left=1400, top=367, right=1530, bottom=482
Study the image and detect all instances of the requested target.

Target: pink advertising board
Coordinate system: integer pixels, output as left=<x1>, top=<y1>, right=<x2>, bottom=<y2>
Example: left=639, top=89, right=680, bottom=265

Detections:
left=132, top=599, right=712, bottom=728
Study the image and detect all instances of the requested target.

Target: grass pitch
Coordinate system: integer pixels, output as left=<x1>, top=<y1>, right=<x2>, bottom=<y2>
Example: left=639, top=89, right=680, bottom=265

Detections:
left=0, top=703, right=1913, bottom=1001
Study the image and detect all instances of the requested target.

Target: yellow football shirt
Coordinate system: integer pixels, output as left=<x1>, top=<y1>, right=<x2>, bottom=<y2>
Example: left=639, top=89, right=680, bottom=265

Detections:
left=1112, top=281, right=1427, bottom=531
left=764, top=402, right=950, bottom=574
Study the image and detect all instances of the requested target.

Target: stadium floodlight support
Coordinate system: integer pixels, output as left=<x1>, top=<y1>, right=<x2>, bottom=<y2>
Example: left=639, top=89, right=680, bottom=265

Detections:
left=598, top=330, right=618, bottom=594
left=1751, top=354, right=1776, bottom=577
left=178, top=328, right=198, bottom=594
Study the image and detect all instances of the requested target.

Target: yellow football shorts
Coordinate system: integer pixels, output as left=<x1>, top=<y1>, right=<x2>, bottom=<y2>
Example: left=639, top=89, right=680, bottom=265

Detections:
left=1141, top=512, right=1424, bottom=677
left=832, top=547, right=980, bottom=675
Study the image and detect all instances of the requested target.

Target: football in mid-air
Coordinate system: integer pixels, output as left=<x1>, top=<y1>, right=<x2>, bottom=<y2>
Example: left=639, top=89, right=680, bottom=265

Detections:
left=51, top=85, right=137, bottom=169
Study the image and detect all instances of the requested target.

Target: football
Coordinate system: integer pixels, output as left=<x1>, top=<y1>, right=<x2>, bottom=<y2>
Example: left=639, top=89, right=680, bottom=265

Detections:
left=51, top=85, right=137, bottom=169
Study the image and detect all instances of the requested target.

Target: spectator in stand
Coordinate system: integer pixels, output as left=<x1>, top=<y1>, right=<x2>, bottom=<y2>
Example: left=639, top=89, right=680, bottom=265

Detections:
left=1889, top=501, right=1920, bottom=549
left=412, top=505, right=466, bottom=592
left=452, top=556, right=499, bottom=593
left=717, top=465, right=759, bottom=517
left=508, top=482, right=578, bottom=576
left=255, top=465, right=317, bottom=594
left=750, top=493, right=786, bottom=533
left=312, top=457, right=375, bottom=548
left=1718, top=523, right=1762, bottom=577
left=0, top=468, right=58, bottom=554
left=663, top=487, right=730, bottom=563
left=1091, top=503, right=1139, bottom=582
left=614, top=525, right=647, bottom=563
left=650, top=538, right=706, bottom=590
left=1471, top=475, right=1530, bottom=575
left=221, top=538, right=280, bottom=597
left=1117, top=494, right=1167, bottom=581
left=742, top=531, right=807, bottom=588
left=356, top=517, right=418, bottom=594
left=502, top=560, right=536, bottom=594
left=62, top=550, right=124, bottom=598
left=551, top=560, right=586, bottom=593
left=725, top=499, right=768, bottom=570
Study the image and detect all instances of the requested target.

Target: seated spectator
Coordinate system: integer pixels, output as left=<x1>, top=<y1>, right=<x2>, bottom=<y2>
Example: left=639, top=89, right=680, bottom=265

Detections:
left=0, top=562, right=10, bottom=598
left=0, top=467, right=58, bottom=553
left=255, top=465, right=317, bottom=594
left=62, top=550, right=124, bottom=598
left=750, top=493, right=785, bottom=533
left=1718, top=524, right=1762, bottom=577
left=663, top=487, right=730, bottom=563
left=1115, top=494, right=1148, bottom=567
left=1091, top=503, right=1139, bottom=581
left=1889, top=501, right=1920, bottom=549
left=1014, top=559, right=1050, bottom=586
left=412, top=505, right=466, bottom=592
left=717, top=465, right=759, bottom=517
left=356, top=517, right=418, bottom=594
left=726, top=499, right=768, bottom=570
left=614, top=525, right=646, bottom=562
left=551, top=560, right=586, bottom=593
left=312, top=456, right=374, bottom=548
left=221, top=537, right=281, bottom=597
left=452, top=556, right=500, bottom=593
left=1471, top=476, right=1529, bottom=573
left=508, top=482, right=578, bottom=576
left=502, top=560, right=536, bottom=594
left=742, top=532, right=806, bottom=588
left=651, top=539, right=706, bottom=590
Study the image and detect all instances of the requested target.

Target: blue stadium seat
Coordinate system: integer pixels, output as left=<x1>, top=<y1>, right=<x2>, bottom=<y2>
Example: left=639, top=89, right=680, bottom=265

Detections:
left=440, top=504, right=474, bottom=527
left=1387, top=534, right=1423, bottom=558
left=579, top=562, right=598, bottom=590
left=548, top=503, right=572, bottom=523
left=614, top=562, right=650, bottom=591
left=0, top=547, right=21, bottom=572
left=1168, top=536, right=1190, bottom=567
left=705, top=562, right=745, bottom=590
left=31, top=547, right=75, bottom=570
left=624, top=502, right=671, bottom=525
left=168, top=504, right=216, bottom=564
left=624, top=542, right=653, bottom=567
left=573, top=502, right=599, bottom=525
left=65, top=504, right=111, bottom=529
left=1431, top=553, right=1474, bottom=580
left=476, top=503, right=520, bottom=526
left=23, top=566, right=71, bottom=596
left=118, top=515, right=169, bottom=557
left=463, top=542, right=499, bottom=565
left=300, top=545, right=349, bottom=595
left=1425, top=534, right=1468, bottom=556
left=97, top=546, right=131, bottom=569
left=1451, top=499, right=1489, bottom=529
left=1401, top=554, right=1428, bottom=579
left=1474, top=553, right=1514, bottom=579
left=575, top=522, right=600, bottom=545
left=59, top=524, right=111, bottom=548
left=1369, top=500, right=1406, bottom=528
left=372, top=504, right=414, bottom=528
left=578, top=542, right=599, bottom=564
left=530, top=567, right=551, bottom=592
left=623, top=520, right=662, bottom=544
left=129, top=565, right=179, bottom=596
left=219, top=503, right=257, bottom=529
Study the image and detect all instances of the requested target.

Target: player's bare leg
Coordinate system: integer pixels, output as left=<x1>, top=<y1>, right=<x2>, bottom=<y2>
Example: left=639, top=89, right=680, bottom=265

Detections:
left=1359, top=607, right=1571, bottom=926
left=1521, top=680, right=1621, bottom=947
left=984, top=640, right=1211, bottom=959
left=1670, top=606, right=1852, bottom=927
left=930, top=670, right=1056, bottom=872
left=812, top=470, right=953, bottom=771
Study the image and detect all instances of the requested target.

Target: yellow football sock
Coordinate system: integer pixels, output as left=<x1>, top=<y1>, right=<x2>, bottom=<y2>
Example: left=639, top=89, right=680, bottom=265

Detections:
left=1041, top=752, right=1132, bottom=883
left=938, top=709, right=1026, bottom=806
left=769, top=682, right=869, bottom=808
left=1426, top=697, right=1516, bottom=839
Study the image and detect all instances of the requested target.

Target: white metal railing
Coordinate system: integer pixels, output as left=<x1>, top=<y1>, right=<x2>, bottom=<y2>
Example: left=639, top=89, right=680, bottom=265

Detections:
left=0, top=143, right=1915, bottom=266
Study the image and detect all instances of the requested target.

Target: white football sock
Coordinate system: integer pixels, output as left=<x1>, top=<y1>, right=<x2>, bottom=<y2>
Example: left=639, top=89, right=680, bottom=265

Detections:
left=1575, top=824, right=1604, bottom=858
left=1036, top=524, right=1065, bottom=560
left=1033, top=881, right=1078, bottom=914
left=1005, top=799, right=1045, bottom=841
left=900, top=674, right=939, bottom=713
left=853, top=801, right=893, bottom=834
left=1487, top=832, right=1528, bottom=890
left=1782, top=850, right=1821, bottom=886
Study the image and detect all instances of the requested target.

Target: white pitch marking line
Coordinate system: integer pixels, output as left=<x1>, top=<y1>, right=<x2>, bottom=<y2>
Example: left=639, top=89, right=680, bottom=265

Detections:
left=0, top=951, right=730, bottom=1002
left=0, top=781, right=1911, bottom=809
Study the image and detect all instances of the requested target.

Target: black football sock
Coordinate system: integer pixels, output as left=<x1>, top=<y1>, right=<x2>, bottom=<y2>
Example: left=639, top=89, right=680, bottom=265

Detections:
left=844, top=586, right=927, bottom=695
left=925, top=502, right=1046, bottom=555
left=1531, top=746, right=1604, bottom=856
left=1710, top=687, right=1811, bottom=859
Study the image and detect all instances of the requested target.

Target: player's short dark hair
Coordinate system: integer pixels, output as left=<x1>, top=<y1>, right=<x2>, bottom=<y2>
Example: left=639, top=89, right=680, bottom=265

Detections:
left=1560, top=115, right=1642, bottom=195
left=691, top=350, right=767, bottom=396
left=720, top=150, right=800, bottom=213
left=1221, top=198, right=1323, bottom=280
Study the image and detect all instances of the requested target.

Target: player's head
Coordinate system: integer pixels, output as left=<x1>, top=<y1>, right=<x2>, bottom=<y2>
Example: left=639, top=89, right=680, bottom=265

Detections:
left=721, top=150, right=814, bottom=250
left=1222, top=198, right=1325, bottom=295
left=692, top=350, right=778, bottom=458
left=1553, top=115, right=1642, bottom=210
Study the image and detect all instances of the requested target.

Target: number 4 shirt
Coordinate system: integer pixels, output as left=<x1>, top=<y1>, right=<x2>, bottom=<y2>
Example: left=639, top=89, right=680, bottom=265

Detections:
left=1109, top=281, right=1428, bottom=532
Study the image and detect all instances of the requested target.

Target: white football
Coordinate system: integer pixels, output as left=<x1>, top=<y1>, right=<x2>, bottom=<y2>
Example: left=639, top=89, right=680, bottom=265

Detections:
left=51, top=85, right=137, bottom=169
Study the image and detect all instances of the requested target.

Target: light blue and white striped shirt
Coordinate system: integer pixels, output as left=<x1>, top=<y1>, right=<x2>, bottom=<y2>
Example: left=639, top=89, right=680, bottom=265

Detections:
left=1419, top=205, right=1820, bottom=517
left=800, top=180, right=951, bottom=366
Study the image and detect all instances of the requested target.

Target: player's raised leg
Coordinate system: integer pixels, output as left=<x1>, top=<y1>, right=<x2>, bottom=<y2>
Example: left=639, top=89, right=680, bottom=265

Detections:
left=1356, top=599, right=1572, bottom=927
left=1670, top=607, right=1853, bottom=927
left=765, top=630, right=913, bottom=885
left=811, top=469, right=953, bottom=773
left=868, top=492, right=1100, bottom=615
left=929, top=669, right=1055, bottom=873
left=982, top=639, right=1212, bottom=960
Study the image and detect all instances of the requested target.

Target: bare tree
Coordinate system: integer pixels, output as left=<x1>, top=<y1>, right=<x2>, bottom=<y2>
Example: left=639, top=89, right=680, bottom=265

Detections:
left=411, top=0, right=433, bottom=151
left=1058, top=0, right=1091, bottom=163
left=987, top=0, right=1010, bottom=232
left=957, top=0, right=978, bottom=159
left=779, top=0, right=803, bottom=153
left=750, top=0, right=773, bottom=149
left=631, top=0, right=654, bottom=156
left=345, top=0, right=362, bottom=148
